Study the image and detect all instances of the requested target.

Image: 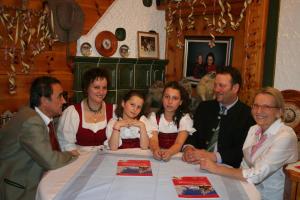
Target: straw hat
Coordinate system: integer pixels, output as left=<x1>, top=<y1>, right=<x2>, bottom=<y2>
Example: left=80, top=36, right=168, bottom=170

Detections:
left=47, top=0, right=84, bottom=43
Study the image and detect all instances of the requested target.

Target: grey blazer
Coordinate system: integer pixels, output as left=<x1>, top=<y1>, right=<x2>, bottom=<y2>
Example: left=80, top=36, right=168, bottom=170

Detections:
left=0, top=107, right=76, bottom=200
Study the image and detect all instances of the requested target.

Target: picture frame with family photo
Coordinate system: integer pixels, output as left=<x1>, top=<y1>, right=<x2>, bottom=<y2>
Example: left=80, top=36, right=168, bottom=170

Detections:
left=183, top=36, right=234, bottom=85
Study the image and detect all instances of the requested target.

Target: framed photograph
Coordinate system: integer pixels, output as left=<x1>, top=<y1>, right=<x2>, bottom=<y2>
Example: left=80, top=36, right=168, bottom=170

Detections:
left=183, top=36, right=234, bottom=84
left=137, top=31, right=159, bottom=59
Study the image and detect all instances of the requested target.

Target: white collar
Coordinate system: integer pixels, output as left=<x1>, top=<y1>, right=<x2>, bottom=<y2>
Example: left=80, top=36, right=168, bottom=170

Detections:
left=35, top=107, right=52, bottom=126
left=220, top=97, right=238, bottom=110
left=219, top=98, right=238, bottom=115
left=260, top=118, right=283, bottom=136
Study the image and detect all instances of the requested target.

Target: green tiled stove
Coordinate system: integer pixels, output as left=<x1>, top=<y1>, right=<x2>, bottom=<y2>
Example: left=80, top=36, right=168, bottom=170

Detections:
left=73, top=57, right=168, bottom=104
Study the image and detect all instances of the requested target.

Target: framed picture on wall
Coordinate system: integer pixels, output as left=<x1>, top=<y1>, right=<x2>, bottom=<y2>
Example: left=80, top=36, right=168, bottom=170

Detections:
left=137, top=31, right=159, bottom=59
left=183, top=36, right=234, bottom=84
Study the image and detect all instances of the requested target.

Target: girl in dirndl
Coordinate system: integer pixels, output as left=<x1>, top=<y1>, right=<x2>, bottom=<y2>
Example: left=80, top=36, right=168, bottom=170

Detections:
left=149, top=81, right=196, bottom=161
left=105, top=90, right=151, bottom=150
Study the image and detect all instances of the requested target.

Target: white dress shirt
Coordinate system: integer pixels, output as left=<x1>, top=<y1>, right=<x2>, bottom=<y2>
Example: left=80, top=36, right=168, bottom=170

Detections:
left=148, top=112, right=196, bottom=136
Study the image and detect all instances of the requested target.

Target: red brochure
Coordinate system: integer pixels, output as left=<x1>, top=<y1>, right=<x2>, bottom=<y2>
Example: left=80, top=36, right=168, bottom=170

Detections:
left=117, top=160, right=152, bottom=176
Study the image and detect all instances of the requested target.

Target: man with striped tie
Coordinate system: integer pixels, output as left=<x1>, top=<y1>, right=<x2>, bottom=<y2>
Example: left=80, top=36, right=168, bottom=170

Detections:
left=183, top=67, right=255, bottom=168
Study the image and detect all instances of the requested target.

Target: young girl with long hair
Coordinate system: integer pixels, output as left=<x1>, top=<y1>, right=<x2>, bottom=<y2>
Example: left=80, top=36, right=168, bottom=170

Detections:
left=105, top=90, right=151, bottom=150
left=149, top=81, right=196, bottom=161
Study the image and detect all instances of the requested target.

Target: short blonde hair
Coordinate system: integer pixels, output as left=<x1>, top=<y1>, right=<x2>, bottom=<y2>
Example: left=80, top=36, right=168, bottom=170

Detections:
left=255, top=87, right=285, bottom=119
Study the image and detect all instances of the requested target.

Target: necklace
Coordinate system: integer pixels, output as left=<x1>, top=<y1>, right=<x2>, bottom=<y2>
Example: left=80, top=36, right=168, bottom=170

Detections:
left=86, top=99, right=102, bottom=114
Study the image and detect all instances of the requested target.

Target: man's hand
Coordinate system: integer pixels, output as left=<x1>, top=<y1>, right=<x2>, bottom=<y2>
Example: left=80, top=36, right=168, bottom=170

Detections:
left=182, top=146, right=197, bottom=163
left=68, top=150, right=80, bottom=157
left=194, top=149, right=217, bottom=163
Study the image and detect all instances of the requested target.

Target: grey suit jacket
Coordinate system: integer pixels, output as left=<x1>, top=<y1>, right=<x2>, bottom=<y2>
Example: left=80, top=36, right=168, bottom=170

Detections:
left=0, top=107, right=76, bottom=200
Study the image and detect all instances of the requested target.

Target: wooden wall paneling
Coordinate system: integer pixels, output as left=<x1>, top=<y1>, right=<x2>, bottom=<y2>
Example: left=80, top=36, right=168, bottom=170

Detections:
left=0, top=74, right=72, bottom=111
left=0, top=0, right=42, bottom=9
left=0, top=0, right=114, bottom=113
left=165, top=14, right=246, bottom=82
left=240, top=0, right=269, bottom=105
left=77, top=0, right=115, bottom=34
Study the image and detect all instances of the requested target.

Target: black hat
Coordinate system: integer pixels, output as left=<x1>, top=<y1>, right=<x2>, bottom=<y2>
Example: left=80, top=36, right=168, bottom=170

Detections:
left=48, top=0, right=84, bottom=43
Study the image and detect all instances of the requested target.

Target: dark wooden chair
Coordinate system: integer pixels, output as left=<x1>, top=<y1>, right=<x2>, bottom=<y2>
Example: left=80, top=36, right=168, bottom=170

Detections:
left=284, top=164, right=300, bottom=200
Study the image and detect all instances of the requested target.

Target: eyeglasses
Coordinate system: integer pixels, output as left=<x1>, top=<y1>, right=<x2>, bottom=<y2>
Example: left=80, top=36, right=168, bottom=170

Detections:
left=251, top=104, right=279, bottom=111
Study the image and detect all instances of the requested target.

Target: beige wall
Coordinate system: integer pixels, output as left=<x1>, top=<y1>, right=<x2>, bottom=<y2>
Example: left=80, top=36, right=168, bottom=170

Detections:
left=76, top=0, right=166, bottom=59
left=275, top=0, right=300, bottom=90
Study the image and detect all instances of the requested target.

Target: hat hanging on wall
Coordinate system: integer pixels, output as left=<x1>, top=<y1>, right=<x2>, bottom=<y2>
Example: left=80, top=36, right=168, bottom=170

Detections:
left=143, top=0, right=152, bottom=7
left=95, top=31, right=118, bottom=57
left=48, top=0, right=84, bottom=43
left=115, top=28, right=126, bottom=41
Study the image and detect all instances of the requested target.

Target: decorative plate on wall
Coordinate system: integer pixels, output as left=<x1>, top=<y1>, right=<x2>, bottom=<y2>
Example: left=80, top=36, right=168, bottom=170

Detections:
left=115, top=28, right=126, bottom=41
left=119, top=44, right=129, bottom=58
left=143, top=0, right=152, bottom=7
left=95, top=31, right=118, bottom=57
left=80, top=42, right=92, bottom=56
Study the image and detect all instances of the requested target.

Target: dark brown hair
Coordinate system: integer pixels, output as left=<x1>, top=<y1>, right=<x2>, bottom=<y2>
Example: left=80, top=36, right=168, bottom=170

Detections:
left=115, top=90, right=146, bottom=119
left=82, top=67, right=110, bottom=96
left=157, top=81, right=191, bottom=125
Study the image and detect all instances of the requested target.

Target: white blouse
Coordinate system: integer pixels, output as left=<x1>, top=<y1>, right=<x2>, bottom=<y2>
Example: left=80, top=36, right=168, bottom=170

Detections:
left=104, top=115, right=152, bottom=148
left=241, top=119, right=298, bottom=200
left=57, top=101, right=116, bottom=151
left=148, top=112, right=196, bottom=136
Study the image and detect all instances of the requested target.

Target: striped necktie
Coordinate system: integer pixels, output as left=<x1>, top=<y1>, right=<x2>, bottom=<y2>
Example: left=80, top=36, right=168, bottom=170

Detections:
left=207, top=106, right=227, bottom=152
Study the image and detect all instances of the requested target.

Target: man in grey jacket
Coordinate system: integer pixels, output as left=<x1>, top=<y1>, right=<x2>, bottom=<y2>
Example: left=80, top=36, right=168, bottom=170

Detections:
left=0, top=76, right=78, bottom=200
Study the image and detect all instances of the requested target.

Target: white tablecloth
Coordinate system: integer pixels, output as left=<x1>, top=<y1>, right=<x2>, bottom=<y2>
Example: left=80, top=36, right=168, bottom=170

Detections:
left=36, top=148, right=260, bottom=200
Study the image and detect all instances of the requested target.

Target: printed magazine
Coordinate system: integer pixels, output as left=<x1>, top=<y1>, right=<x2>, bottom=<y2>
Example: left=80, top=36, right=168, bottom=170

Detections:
left=172, top=176, right=219, bottom=198
left=117, top=160, right=152, bottom=176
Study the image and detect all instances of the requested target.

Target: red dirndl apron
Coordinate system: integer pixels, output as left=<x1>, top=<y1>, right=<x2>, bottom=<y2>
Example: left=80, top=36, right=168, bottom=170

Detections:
left=74, top=103, right=113, bottom=146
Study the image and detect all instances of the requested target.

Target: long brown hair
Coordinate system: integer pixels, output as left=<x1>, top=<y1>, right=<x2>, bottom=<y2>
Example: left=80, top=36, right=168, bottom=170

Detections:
left=157, top=81, right=191, bottom=125
left=115, top=90, right=146, bottom=119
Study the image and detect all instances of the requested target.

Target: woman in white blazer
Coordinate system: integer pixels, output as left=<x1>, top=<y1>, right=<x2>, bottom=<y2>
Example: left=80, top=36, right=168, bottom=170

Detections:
left=199, top=87, right=298, bottom=200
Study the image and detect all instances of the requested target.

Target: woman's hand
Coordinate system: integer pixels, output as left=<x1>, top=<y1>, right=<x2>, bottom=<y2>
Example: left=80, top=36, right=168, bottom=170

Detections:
left=128, top=119, right=146, bottom=130
left=160, top=149, right=172, bottom=161
left=113, top=119, right=134, bottom=129
left=152, top=148, right=162, bottom=160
